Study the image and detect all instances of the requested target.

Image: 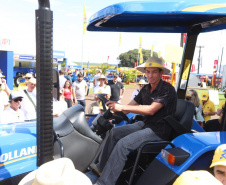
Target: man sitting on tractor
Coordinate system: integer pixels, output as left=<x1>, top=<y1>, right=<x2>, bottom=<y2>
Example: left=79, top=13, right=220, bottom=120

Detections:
left=88, top=57, right=177, bottom=185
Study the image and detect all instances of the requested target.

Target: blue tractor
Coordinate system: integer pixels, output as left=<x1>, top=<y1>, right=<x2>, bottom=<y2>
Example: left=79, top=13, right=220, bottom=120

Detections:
left=1, top=0, right=226, bottom=185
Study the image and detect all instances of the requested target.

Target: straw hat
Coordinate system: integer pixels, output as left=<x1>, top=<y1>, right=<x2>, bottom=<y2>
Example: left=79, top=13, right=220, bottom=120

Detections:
left=18, top=158, right=92, bottom=185
left=28, top=78, right=36, bottom=84
left=97, top=75, right=106, bottom=81
left=136, top=57, right=170, bottom=74
left=137, top=79, right=147, bottom=85
left=210, top=144, right=226, bottom=168
left=23, top=73, right=33, bottom=78
left=0, top=73, right=5, bottom=78
left=173, top=170, right=222, bottom=185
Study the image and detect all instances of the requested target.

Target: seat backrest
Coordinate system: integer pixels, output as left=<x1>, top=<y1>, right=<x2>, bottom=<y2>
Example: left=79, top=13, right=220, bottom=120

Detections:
left=174, top=99, right=195, bottom=132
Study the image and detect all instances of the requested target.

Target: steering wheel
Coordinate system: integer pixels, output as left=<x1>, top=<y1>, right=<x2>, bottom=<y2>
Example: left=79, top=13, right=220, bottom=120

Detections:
left=97, top=94, right=129, bottom=122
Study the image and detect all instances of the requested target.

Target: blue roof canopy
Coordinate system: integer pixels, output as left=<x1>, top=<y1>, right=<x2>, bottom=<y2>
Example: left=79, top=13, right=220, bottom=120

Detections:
left=87, top=0, right=226, bottom=33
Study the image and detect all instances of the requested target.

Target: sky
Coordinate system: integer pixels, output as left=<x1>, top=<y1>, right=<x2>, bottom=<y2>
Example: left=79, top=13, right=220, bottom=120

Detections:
left=0, top=0, right=226, bottom=74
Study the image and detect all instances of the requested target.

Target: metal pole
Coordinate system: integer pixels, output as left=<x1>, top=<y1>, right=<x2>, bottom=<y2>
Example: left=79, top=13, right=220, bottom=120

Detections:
left=36, top=0, right=53, bottom=166
left=196, top=46, right=204, bottom=74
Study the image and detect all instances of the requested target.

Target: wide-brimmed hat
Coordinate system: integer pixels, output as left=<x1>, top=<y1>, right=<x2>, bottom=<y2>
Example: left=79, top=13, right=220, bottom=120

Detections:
left=97, top=75, right=106, bottom=81
left=185, top=91, right=192, bottom=97
left=136, top=57, right=170, bottom=74
left=28, top=78, right=36, bottom=84
left=138, top=79, right=147, bottom=85
left=173, top=170, right=222, bottom=185
left=9, top=91, right=24, bottom=101
left=23, top=73, right=33, bottom=78
left=210, top=144, right=226, bottom=168
left=18, top=158, right=92, bottom=185
left=200, top=92, right=209, bottom=101
left=0, top=73, right=5, bottom=78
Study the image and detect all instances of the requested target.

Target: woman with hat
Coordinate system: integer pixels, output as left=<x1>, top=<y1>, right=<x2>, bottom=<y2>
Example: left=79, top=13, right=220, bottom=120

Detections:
left=18, top=73, right=33, bottom=91
left=131, top=79, right=147, bottom=100
left=93, top=74, right=111, bottom=100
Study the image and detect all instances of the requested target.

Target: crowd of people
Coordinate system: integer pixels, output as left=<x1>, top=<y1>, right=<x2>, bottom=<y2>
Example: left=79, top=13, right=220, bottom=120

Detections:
left=185, top=88, right=225, bottom=132
left=0, top=72, right=37, bottom=124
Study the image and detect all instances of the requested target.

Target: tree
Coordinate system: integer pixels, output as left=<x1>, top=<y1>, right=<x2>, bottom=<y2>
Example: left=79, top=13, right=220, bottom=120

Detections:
left=119, top=49, right=158, bottom=67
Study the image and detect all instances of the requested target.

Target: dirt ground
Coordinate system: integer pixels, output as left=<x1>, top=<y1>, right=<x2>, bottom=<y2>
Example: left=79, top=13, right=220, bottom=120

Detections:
left=85, top=86, right=137, bottom=113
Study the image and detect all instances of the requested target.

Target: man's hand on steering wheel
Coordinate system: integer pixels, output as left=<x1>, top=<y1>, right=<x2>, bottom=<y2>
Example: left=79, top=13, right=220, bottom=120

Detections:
left=106, top=101, right=123, bottom=112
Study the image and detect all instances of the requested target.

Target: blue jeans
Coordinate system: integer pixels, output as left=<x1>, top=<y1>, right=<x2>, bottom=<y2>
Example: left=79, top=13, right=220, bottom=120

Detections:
left=77, top=99, right=86, bottom=110
left=95, top=121, right=162, bottom=185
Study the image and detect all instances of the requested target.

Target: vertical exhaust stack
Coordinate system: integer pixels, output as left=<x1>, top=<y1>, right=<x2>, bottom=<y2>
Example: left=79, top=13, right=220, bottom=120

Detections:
left=35, top=0, right=53, bottom=166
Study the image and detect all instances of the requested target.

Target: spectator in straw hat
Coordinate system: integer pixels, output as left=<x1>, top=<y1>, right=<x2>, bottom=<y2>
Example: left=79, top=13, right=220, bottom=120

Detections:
left=20, top=78, right=37, bottom=120
left=0, top=72, right=11, bottom=95
left=93, top=74, right=111, bottom=100
left=19, top=158, right=92, bottom=185
left=131, top=79, right=147, bottom=100
left=89, top=57, right=177, bottom=185
left=0, top=91, right=24, bottom=124
left=18, top=73, right=34, bottom=91
left=209, top=144, right=226, bottom=185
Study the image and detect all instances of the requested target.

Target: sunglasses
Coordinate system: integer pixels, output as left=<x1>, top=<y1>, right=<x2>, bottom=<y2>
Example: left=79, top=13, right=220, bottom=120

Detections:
left=13, top=98, right=23, bottom=102
left=25, top=77, right=31, bottom=79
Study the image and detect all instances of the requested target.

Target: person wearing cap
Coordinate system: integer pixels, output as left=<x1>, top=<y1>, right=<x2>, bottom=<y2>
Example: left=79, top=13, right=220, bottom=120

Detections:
left=72, top=73, right=88, bottom=110
left=0, top=72, right=11, bottom=96
left=19, top=157, right=92, bottom=185
left=0, top=79, right=9, bottom=113
left=209, top=144, right=226, bottom=185
left=131, top=79, right=147, bottom=100
left=90, top=57, right=177, bottom=185
left=200, top=91, right=216, bottom=123
left=20, top=78, right=37, bottom=120
left=173, top=170, right=223, bottom=185
left=93, top=75, right=111, bottom=100
left=18, top=73, right=34, bottom=91
left=108, top=74, right=125, bottom=103
left=93, top=70, right=102, bottom=88
left=0, top=91, right=24, bottom=124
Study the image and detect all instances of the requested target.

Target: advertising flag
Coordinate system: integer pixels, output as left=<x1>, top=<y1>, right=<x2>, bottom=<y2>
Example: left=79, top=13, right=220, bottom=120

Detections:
left=139, top=37, right=142, bottom=54
left=140, top=52, right=143, bottom=64
left=158, top=51, right=161, bottom=58
left=151, top=45, right=154, bottom=56
left=83, top=5, right=87, bottom=34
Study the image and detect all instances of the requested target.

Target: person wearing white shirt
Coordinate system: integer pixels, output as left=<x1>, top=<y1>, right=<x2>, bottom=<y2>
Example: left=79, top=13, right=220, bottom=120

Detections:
left=0, top=91, right=24, bottom=124
left=20, top=78, right=37, bottom=120
left=131, top=79, right=147, bottom=100
left=72, top=73, right=88, bottom=110
left=59, top=69, right=67, bottom=89
left=94, top=75, right=111, bottom=100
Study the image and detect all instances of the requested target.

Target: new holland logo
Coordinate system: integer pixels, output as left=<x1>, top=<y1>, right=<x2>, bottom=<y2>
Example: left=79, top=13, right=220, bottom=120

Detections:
left=149, top=63, right=152, bottom=66
left=0, top=146, right=36, bottom=163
